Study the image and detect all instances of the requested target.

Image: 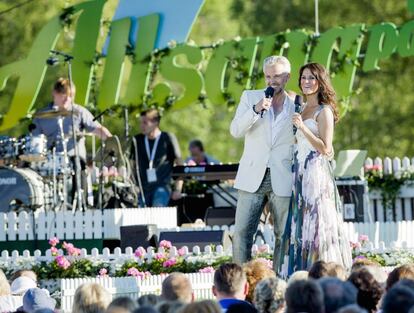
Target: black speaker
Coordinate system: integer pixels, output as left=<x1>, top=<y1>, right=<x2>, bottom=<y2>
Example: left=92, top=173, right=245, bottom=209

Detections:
left=205, top=207, right=236, bottom=226
left=158, top=230, right=231, bottom=250
left=337, top=181, right=366, bottom=222
left=120, top=224, right=158, bottom=250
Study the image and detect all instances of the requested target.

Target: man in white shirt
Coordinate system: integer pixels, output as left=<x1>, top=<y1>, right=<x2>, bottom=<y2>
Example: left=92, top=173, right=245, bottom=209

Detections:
left=230, top=56, right=295, bottom=271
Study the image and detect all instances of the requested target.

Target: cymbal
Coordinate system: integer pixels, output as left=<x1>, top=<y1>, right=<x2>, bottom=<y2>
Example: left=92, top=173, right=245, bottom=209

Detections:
left=34, top=109, right=78, bottom=119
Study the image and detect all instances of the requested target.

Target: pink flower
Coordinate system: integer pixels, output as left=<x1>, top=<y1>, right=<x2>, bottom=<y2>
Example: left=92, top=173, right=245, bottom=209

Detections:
left=127, top=268, right=151, bottom=279
left=159, top=240, right=172, bottom=249
left=177, top=247, right=187, bottom=256
left=198, top=266, right=215, bottom=273
left=154, top=252, right=166, bottom=260
left=48, top=237, right=59, bottom=247
left=359, top=234, right=369, bottom=242
left=62, top=241, right=81, bottom=256
left=99, top=268, right=108, bottom=276
left=163, top=258, right=177, bottom=268
left=50, top=246, right=59, bottom=256
left=258, top=245, right=269, bottom=253
left=135, top=247, right=146, bottom=258
left=350, top=241, right=362, bottom=249
left=56, top=255, right=71, bottom=269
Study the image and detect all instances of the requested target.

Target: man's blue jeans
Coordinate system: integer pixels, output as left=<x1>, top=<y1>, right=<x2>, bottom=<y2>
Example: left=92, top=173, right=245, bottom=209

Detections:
left=140, top=186, right=171, bottom=207
left=232, top=170, right=290, bottom=271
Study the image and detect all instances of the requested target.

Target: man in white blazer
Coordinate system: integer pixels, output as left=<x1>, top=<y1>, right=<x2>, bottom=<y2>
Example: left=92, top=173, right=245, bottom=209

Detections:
left=230, top=56, right=295, bottom=270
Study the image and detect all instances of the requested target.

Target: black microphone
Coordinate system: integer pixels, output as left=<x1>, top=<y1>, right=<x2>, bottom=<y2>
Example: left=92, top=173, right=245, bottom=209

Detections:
left=293, top=95, right=303, bottom=135
left=262, top=86, right=274, bottom=118
left=46, top=57, right=59, bottom=66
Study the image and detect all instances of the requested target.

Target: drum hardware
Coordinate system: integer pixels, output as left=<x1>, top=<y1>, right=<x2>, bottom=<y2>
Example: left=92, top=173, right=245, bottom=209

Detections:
left=33, top=109, right=78, bottom=119
left=18, top=134, right=48, bottom=162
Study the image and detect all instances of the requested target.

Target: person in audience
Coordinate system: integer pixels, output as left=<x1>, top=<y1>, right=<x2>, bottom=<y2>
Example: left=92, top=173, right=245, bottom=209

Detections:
left=385, top=263, right=414, bottom=291
left=243, top=259, right=276, bottom=302
left=133, top=307, right=158, bottom=313
left=156, top=300, right=185, bottom=313
left=337, top=304, right=368, bottom=313
left=381, top=281, right=414, bottom=313
left=351, top=258, right=380, bottom=271
left=327, top=262, right=348, bottom=281
left=137, top=294, right=161, bottom=307
left=227, top=302, right=258, bottom=313
left=185, top=139, right=219, bottom=165
left=179, top=300, right=222, bottom=313
left=347, top=267, right=383, bottom=313
left=286, top=271, right=308, bottom=286
left=0, top=269, right=23, bottom=312
left=10, top=276, right=37, bottom=296
left=285, top=279, right=325, bottom=313
left=308, top=260, right=330, bottom=279
left=253, top=277, right=286, bottom=313
left=161, top=273, right=194, bottom=303
left=10, top=270, right=38, bottom=285
left=106, top=297, right=138, bottom=313
left=318, top=277, right=358, bottom=313
left=72, top=283, right=110, bottom=313
left=22, top=288, right=56, bottom=313
left=212, top=263, right=250, bottom=312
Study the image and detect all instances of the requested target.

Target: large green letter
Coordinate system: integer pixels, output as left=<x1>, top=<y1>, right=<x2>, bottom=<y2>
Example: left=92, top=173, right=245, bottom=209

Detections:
left=397, top=20, right=414, bottom=57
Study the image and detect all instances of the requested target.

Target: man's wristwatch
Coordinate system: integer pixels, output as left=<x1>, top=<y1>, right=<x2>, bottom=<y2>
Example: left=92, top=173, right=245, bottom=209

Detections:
left=252, top=104, right=260, bottom=114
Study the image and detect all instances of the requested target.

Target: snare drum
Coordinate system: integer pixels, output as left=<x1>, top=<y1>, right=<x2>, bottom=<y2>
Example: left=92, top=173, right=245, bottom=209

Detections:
left=19, top=135, right=48, bottom=162
left=31, top=153, right=72, bottom=177
left=0, top=137, right=18, bottom=159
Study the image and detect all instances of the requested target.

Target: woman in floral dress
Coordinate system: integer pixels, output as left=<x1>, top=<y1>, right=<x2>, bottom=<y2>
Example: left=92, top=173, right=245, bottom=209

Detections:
left=279, top=63, right=352, bottom=277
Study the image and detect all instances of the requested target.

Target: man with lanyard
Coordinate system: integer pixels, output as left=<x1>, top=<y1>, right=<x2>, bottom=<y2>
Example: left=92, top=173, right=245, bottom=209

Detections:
left=130, top=109, right=183, bottom=207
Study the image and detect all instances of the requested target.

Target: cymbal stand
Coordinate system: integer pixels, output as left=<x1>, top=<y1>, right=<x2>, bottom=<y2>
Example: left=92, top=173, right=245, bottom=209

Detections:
left=56, top=116, right=70, bottom=211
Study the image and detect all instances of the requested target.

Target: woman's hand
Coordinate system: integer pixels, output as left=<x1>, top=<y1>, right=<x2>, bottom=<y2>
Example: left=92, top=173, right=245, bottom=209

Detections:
left=292, top=113, right=304, bottom=130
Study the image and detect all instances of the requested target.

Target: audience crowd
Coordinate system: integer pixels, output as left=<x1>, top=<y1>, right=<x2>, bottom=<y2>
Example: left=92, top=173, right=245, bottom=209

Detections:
left=1, top=259, right=414, bottom=313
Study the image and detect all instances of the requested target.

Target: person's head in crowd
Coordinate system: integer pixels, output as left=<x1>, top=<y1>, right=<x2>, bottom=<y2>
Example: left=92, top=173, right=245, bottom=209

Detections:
left=385, top=263, right=414, bottom=291
left=285, top=279, right=324, bottom=313
left=10, top=270, right=38, bottom=284
left=23, top=288, right=56, bottom=313
left=227, top=301, right=258, bottom=313
left=396, top=278, right=414, bottom=290
left=72, top=283, right=111, bottom=313
left=106, top=297, right=138, bottom=313
left=361, top=265, right=388, bottom=286
left=0, top=268, right=11, bottom=296
left=179, top=300, right=222, bottom=313
left=262, top=56, right=291, bottom=95
left=382, top=282, right=414, bottom=313
left=11, top=276, right=37, bottom=296
left=213, top=263, right=249, bottom=301
left=351, top=258, right=381, bottom=272
left=336, top=304, right=368, bottom=313
left=287, top=270, right=309, bottom=286
left=319, top=277, right=358, bottom=313
left=33, top=308, right=55, bottom=313
left=308, top=260, right=330, bottom=279
left=133, top=306, right=158, bottom=313
left=347, top=267, right=383, bottom=313
left=137, top=294, right=161, bottom=307
left=161, top=272, right=193, bottom=303
left=327, top=262, right=348, bottom=281
left=52, top=77, right=76, bottom=110
left=156, top=300, right=185, bottom=313
left=140, top=109, right=161, bottom=136
left=243, top=259, right=276, bottom=302
left=253, top=277, right=286, bottom=313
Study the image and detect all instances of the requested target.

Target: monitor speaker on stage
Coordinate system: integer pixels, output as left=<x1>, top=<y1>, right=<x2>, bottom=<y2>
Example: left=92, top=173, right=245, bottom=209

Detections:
left=158, top=230, right=231, bottom=250
left=205, top=207, right=236, bottom=226
left=120, top=224, right=158, bottom=250
left=336, top=181, right=367, bottom=222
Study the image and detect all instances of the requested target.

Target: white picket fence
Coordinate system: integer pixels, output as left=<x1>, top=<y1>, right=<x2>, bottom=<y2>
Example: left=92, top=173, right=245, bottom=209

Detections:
left=0, top=207, right=177, bottom=241
left=364, top=156, right=414, bottom=222
left=59, top=273, right=215, bottom=313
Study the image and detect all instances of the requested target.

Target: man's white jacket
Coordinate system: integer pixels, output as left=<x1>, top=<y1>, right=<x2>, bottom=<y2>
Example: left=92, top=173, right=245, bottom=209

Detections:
left=230, top=89, right=295, bottom=197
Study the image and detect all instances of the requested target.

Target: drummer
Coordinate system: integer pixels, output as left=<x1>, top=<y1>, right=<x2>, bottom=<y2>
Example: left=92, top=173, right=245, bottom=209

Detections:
left=32, top=77, right=112, bottom=206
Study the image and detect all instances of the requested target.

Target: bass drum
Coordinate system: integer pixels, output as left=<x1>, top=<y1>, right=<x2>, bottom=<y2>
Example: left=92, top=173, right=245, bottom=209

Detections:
left=0, top=167, right=49, bottom=212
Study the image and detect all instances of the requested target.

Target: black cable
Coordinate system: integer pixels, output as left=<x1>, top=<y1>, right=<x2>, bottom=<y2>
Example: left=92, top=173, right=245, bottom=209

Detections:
left=0, top=0, right=35, bottom=16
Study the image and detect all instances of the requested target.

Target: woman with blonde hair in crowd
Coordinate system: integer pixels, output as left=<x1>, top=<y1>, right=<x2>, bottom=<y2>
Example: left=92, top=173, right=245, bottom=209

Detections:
left=72, top=283, right=111, bottom=313
left=243, top=259, right=276, bottom=302
left=0, top=268, right=23, bottom=312
left=253, top=277, right=287, bottom=313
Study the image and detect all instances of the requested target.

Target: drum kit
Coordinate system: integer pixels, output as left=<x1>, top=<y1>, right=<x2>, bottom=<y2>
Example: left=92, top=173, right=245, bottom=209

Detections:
left=0, top=109, right=75, bottom=212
